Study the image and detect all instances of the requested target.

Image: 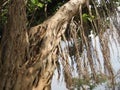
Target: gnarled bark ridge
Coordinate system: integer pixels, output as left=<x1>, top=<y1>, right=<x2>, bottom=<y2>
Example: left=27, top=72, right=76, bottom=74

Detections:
left=0, top=0, right=88, bottom=90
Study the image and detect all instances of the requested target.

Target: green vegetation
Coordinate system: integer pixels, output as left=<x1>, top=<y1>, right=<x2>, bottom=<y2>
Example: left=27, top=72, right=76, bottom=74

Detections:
left=0, top=0, right=119, bottom=27
left=72, top=73, right=108, bottom=90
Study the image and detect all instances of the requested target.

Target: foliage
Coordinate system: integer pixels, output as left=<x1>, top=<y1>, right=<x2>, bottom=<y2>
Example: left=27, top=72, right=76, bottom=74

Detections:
left=0, top=0, right=9, bottom=26
left=27, top=0, right=68, bottom=26
left=82, top=13, right=95, bottom=22
left=0, top=0, right=69, bottom=27
left=0, top=0, right=118, bottom=27
left=30, top=0, right=52, bottom=8
left=72, top=73, right=108, bottom=89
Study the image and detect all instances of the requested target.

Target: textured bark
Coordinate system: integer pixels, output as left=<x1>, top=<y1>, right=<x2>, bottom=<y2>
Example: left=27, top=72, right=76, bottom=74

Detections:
left=29, top=0, right=86, bottom=89
left=0, top=0, right=31, bottom=90
left=0, top=0, right=86, bottom=90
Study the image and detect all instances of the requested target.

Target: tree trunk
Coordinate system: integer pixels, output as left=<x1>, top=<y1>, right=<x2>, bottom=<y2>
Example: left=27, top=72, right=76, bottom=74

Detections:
left=0, top=0, right=32, bottom=90
left=0, top=0, right=86, bottom=90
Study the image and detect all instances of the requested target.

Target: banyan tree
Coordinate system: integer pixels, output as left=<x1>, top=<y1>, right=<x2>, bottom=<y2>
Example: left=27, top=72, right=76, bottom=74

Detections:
left=0, top=0, right=120, bottom=90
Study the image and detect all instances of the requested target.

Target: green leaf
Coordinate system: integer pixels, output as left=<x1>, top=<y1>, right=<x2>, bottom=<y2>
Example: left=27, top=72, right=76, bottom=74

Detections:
left=48, top=0, right=52, bottom=2
left=82, top=13, right=95, bottom=22
left=37, top=3, right=44, bottom=7
left=82, top=13, right=89, bottom=22
left=31, top=0, right=36, bottom=4
left=91, top=15, right=95, bottom=19
left=88, top=17, right=92, bottom=22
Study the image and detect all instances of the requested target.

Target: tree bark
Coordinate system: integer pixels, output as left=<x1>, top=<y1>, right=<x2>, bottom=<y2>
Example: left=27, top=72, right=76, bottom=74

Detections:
left=0, top=0, right=30, bottom=90
left=0, top=0, right=86, bottom=90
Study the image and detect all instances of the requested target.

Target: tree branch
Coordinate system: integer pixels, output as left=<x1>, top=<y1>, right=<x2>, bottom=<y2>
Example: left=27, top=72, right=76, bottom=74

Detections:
left=28, top=0, right=87, bottom=72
